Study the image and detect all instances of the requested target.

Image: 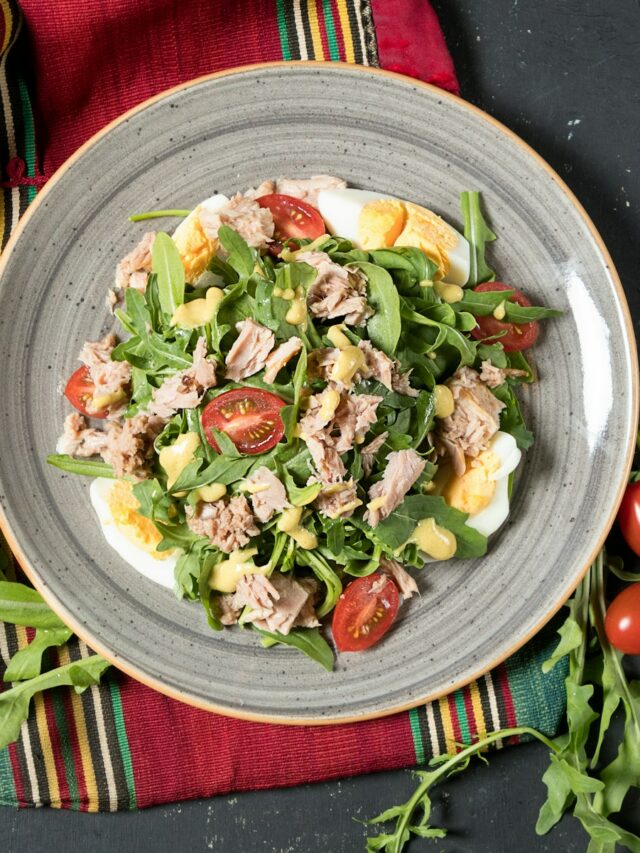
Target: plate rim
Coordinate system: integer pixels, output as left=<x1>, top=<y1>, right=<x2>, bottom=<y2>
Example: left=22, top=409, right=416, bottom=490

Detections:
left=0, top=60, right=637, bottom=725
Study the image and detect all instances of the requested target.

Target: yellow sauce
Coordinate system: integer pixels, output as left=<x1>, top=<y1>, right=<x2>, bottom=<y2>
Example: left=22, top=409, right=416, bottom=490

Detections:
left=281, top=287, right=295, bottom=300
left=493, top=300, right=507, bottom=321
left=330, top=345, right=366, bottom=387
left=208, top=548, right=270, bottom=593
left=285, top=287, right=308, bottom=326
left=243, top=481, right=270, bottom=494
left=411, top=517, right=457, bottom=560
left=277, top=507, right=317, bottom=549
left=434, top=280, right=464, bottom=304
left=433, top=384, right=455, bottom=418
left=171, top=286, right=224, bottom=328
left=192, top=482, right=226, bottom=503
left=367, top=495, right=388, bottom=513
left=319, top=388, right=341, bottom=422
left=327, top=324, right=351, bottom=350
left=273, top=286, right=284, bottom=297
left=89, top=388, right=127, bottom=412
left=159, top=432, right=200, bottom=489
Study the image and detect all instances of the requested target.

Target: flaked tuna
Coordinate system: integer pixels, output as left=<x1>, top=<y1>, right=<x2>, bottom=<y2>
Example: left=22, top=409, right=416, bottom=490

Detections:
left=200, top=193, right=274, bottom=249
left=365, top=449, right=426, bottom=527
left=56, top=413, right=109, bottom=457
left=272, top=175, right=346, bottom=207
left=147, top=336, right=217, bottom=418
left=225, top=319, right=275, bottom=381
left=186, top=495, right=259, bottom=553
left=229, top=573, right=320, bottom=635
left=297, top=251, right=372, bottom=326
left=380, top=556, right=419, bottom=599
left=114, top=231, right=155, bottom=293
left=263, top=336, right=303, bottom=384
left=246, top=467, right=289, bottom=523
left=360, top=430, right=389, bottom=476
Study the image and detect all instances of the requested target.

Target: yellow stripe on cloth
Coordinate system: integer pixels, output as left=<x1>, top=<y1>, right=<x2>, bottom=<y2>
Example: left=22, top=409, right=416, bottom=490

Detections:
left=335, top=0, right=355, bottom=62
left=469, top=680, right=488, bottom=745
left=306, top=0, right=325, bottom=60
left=438, top=696, right=456, bottom=754
left=58, top=645, right=100, bottom=812
left=0, top=0, right=13, bottom=55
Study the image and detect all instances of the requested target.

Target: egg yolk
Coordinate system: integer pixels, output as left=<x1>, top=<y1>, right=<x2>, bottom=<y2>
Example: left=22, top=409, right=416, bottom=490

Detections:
left=443, top=450, right=500, bottom=516
left=106, top=481, right=170, bottom=558
left=357, top=199, right=407, bottom=249
left=393, top=202, right=459, bottom=279
left=172, top=206, right=218, bottom=283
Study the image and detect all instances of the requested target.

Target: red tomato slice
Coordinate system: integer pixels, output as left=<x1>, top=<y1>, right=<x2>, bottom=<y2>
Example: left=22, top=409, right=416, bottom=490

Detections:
left=201, top=387, right=286, bottom=455
left=617, top=481, right=640, bottom=556
left=64, top=366, right=109, bottom=419
left=256, top=193, right=325, bottom=241
left=470, top=282, right=540, bottom=352
left=605, top=583, right=640, bottom=655
left=332, top=573, right=400, bottom=652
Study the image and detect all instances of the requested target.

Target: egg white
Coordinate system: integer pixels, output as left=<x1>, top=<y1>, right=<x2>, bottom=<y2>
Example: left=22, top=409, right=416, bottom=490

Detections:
left=464, top=431, right=522, bottom=537
left=317, top=187, right=470, bottom=285
left=90, top=478, right=179, bottom=589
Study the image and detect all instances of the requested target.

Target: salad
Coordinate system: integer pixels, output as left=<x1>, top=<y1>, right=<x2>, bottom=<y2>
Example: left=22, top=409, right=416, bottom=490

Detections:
left=48, top=176, right=560, bottom=670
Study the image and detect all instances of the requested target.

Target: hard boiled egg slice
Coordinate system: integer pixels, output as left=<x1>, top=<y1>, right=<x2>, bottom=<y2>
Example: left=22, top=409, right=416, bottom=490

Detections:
left=90, top=478, right=179, bottom=589
left=317, top=188, right=470, bottom=285
left=172, top=193, right=229, bottom=283
left=443, top=431, right=522, bottom=537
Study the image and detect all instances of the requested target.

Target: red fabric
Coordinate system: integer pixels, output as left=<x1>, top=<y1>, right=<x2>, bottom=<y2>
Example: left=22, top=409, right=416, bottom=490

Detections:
left=16, top=0, right=458, bottom=799
left=119, top=679, right=417, bottom=807
left=370, top=0, right=459, bottom=93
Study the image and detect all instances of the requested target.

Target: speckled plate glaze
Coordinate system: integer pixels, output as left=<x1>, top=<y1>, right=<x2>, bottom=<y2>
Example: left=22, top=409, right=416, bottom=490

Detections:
left=0, top=63, right=636, bottom=723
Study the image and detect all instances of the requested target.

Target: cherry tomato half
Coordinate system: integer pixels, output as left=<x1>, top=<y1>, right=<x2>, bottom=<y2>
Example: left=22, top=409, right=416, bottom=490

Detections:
left=605, top=583, right=640, bottom=655
left=617, top=481, right=640, bottom=556
left=470, top=282, right=540, bottom=352
left=332, top=573, right=400, bottom=652
left=256, top=193, right=325, bottom=241
left=201, top=387, right=286, bottom=455
left=64, top=366, right=109, bottom=419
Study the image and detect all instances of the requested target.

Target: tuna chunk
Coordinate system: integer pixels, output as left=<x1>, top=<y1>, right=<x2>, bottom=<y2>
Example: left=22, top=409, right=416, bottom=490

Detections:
left=380, top=556, right=419, bottom=599
left=273, top=175, right=346, bottom=207
left=263, top=336, right=303, bottom=384
left=186, top=495, right=259, bottom=553
left=56, top=413, right=109, bottom=457
left=101, top=413, right=166, bottom=478
left=314, top=479, right=362, bottom=519
left=147, top=336, right=217, bottom=418
left=333, top=392, right=382, bottom=453
left=244, top=179, right=276, bottom=199
left=358, top=340, right=417, bottom=397
left=114, top=231, right=155, bottom=292
left=360, top=430, right=389, bottom=476
left=199, top=193, right=274, bottom=249
left=297, top=251, right=372, bottom=326
left=436, top=367, right=505, bottom=476
left=479, top=360, right=528, bottom=388
left=232, top=573, right=320, bottom=635
left=225, top=319, right=275, bottom=382
left=78, top=333, right=131, bottom=413
left=304, top=434, right=346, bottom=484
left=246, top=467, right=289, bottom=523
left=365, top=449, right=426, bottom=527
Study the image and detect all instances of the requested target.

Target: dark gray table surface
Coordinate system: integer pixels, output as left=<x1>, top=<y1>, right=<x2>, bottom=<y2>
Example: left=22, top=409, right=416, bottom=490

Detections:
left=3, top=0, right=640, bottom=850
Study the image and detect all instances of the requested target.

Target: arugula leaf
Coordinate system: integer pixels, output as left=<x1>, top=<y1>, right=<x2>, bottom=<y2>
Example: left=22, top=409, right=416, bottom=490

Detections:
left=492, top=382, right=534, bottom=450
left=460, top=191, right=496, bottom=285
left=281, top=469, right=322, bottom=506
left=0, top=655, right=111, bottom=751
left=217, top=225, right=255, bottom=278
left=152, top=232, right=185, bottom=317
left=401, top=303, right=476, bottom=366
left=0, top=582, right=71, bottom=629
left=368, top=246, right=438, bottom=283
left=297, top=549, right=343, bottom=618
left=129, top=209, right=191, bottom=222
left=358, top=261, right=401, bottom=355
left=254, top=626, right=334, bottom=672
left=47, top=455, right=116, bottom=478
left=132, top=479, right=177, bottom=523
left=505, top=303, right=563, bottom=323
left=370, top=494, right=487, bottom=559
left=4, top=627, right=73, bottom=682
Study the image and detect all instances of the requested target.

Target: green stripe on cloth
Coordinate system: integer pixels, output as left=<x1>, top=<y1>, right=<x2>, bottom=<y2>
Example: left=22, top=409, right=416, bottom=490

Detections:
left=108, top=679, right=137, bottom=810
left=0, top=745, right=17, bottom=806
left=321, top=0, right=340, bottom=60
left=504, top=620, right=569, bottom=737
left=408, top=707, right=425, bottom=764
left=16, top=74, right=36, bottom=204
left=276, top=0, right=292, bottom=60
left=453, top=690, right=472, bottom=744
left=51, top=689, right=80, bottom=809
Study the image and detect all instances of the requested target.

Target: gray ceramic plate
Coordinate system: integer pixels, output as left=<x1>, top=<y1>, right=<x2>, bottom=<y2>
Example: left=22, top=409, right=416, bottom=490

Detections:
left=0, top=63, right=636, bottom=723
